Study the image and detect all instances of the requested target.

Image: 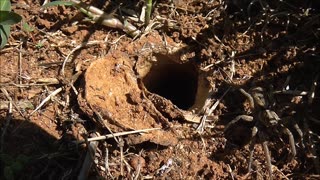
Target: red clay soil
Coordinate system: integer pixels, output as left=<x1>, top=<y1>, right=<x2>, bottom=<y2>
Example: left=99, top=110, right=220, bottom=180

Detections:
left=0, top=0, right=319, bottom=179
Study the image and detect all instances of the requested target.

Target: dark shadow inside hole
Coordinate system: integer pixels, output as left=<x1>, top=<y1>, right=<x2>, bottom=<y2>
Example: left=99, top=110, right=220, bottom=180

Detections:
left=142, top=55, right=198, bottom=110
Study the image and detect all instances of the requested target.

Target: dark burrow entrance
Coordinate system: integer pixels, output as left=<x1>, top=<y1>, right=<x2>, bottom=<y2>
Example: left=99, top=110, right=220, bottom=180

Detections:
left=142, top=55, right=198, bottom=110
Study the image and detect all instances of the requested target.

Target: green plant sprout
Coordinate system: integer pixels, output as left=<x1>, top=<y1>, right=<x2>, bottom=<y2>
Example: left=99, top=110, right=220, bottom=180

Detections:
left=22, top=22, right=34, bottom=32
left=35, top=41, right=44, bottom=49
left=0, top=0, right=22, bottom=49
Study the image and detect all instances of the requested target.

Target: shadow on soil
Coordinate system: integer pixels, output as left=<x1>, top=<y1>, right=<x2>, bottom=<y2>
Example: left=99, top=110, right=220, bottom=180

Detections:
left=0, top=117, right=83, bottom=180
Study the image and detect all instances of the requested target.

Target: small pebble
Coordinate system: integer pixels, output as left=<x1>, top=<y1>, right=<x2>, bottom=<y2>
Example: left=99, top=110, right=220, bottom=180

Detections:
left=130, top=156, right=146, bottom=171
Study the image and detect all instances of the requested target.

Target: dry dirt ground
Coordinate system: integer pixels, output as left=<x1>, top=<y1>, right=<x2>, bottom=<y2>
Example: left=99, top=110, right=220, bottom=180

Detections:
left=1, top=0, right=320, bottom=179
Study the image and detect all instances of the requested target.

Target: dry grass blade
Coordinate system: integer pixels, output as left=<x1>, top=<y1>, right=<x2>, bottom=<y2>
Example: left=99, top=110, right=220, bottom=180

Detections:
left=0, top=78, right=59, bottom=87
left=29, top=87, right=63, bottom=115
left=227, top=164, right=235, bottom=180
left=18, top=43, right=23, bottom=88
left=61, top=40, right=103, bottom=76
left=75, top=128, right=161, bottom=144
left=78, top=133, right=99, bottom=180
left=104, top=146, right=113, bottom=178
left=35, top=78, right=60, bottom=85
left=119, top=138, right=124, bottom=176
left=308, top=73, right=319, bottom=105
left=196, top=87, right=230, bottom=133
left=0, top=100, right=33, bottom=110
left=273, top=90, right=308, bottom=96
left=304, top=120, right=320, bottom=174
left=1, top=88, right=25, bottom=118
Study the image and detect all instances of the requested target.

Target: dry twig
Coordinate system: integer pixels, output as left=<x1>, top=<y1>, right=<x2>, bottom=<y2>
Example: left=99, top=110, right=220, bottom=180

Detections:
left=308, top=73, right=319, bottom=105
left=75, top=128, right=161, bottom=144
left=61, top=40, right=103, bottom=76
left=196, top=87, right=230, bottom=133
left=29, top=87, right=63, bottom=115
left=1, top=88, right=25, bottom=118
left=78, top=133, right=99, bottom=180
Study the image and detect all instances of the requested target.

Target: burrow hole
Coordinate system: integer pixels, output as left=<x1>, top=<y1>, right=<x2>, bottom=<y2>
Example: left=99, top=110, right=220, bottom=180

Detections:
left=142, top=54, right=198, bottom=110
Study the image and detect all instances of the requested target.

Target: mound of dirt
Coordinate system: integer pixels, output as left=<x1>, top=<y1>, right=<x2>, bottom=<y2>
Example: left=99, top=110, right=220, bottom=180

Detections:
left=81, top=32, right=212, bottom=146
left=82, top=51, right=178, bottom=146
